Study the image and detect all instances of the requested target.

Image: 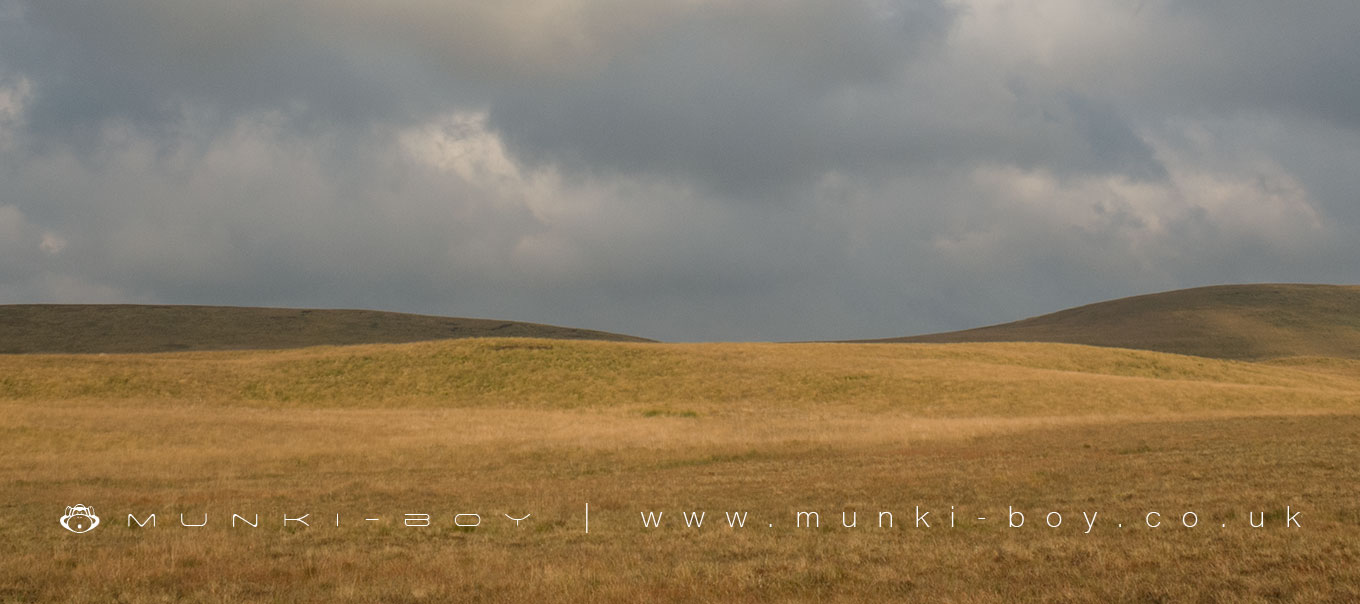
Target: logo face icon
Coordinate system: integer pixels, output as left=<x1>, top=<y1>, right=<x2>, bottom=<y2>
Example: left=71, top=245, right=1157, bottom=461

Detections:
left=60, top=505, right=100, bottom=534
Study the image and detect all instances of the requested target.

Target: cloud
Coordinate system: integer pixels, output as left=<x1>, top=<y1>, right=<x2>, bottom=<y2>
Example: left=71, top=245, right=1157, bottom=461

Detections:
left=0, top=0, right=1358, bottom=340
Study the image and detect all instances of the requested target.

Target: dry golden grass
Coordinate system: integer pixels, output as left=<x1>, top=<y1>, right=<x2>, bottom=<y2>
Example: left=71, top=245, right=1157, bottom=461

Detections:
left=2, top=339, right=1358, bottom=602
left=5, top=339, right=1360, bottom=413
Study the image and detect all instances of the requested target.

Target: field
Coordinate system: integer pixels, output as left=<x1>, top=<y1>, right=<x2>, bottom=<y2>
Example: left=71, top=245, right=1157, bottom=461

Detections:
left=2, top=338, right=1358, bottom=602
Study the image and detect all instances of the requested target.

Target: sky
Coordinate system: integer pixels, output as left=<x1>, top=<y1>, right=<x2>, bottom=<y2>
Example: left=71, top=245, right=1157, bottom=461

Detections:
left=1, top=0, right=1358, bottom=342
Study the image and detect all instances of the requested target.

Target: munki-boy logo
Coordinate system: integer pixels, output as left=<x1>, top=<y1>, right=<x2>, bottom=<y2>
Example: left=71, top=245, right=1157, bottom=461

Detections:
left=60, top=504, right=100, bottom=533
left=52, top=502, right=1306, bottom=536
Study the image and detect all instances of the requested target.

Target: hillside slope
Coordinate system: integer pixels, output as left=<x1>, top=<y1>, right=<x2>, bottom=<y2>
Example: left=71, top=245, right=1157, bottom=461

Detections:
left=3, top=338, right=1357, bottom=415
left=0, top=304, right=650, bottom=353
left=870, top=284, right=1360, bottom=360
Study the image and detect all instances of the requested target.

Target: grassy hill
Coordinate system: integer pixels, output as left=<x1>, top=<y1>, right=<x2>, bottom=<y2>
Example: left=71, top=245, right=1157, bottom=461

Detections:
left=0, top=304, right=650, bottom=353
left=870, top=284, right=1360, bottom=360
left=3, top=338, right=1358, bottom=415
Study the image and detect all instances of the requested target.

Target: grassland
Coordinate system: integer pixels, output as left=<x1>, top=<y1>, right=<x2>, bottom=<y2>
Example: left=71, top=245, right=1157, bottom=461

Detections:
left=874, top=284, right=1360, bottom=360
left=2, top=338, right=1358, bottom=602
left=0, top=304, right=650, bottom=354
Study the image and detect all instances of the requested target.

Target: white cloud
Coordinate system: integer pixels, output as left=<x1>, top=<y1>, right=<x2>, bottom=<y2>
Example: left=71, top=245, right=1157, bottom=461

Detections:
left=0, top=76, right=31, bottom=149
left=39, top=232, right=65, bottom=254
left=966, top=136, right=1326, bottom=257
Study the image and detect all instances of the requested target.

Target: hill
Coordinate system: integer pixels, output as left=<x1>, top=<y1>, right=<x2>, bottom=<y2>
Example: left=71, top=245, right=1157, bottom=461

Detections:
left=0, top=304, right=650, bottom=353
left=868, top=284, right=1360, bottom=360
left=3, top=338, right=1357, bottom=414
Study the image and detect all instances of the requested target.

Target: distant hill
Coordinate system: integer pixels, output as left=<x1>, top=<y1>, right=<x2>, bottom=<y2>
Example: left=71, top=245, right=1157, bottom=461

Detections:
left=0, top=305, right=651, bottom=353
left=868, top=284, right=1360, bottom=360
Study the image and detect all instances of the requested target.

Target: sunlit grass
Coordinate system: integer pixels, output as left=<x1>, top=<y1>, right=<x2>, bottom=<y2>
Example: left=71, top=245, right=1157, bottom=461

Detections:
left=2, top=339, right=1357, bottom=602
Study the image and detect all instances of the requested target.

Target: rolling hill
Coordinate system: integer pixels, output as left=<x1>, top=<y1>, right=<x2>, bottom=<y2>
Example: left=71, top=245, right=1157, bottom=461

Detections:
left=3, top=338, right=1357, bottom=414
left=869, top=284, right=1360, bottom=360
left=0, top=304, right=650, bottom=354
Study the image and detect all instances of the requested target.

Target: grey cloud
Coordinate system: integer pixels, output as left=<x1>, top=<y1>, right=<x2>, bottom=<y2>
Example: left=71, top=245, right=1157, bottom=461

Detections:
left=490, top=0, right=960, bottom=198
left=1032, top=1, right=1360, bottom=129
left=1, top=0, right=1359, bottom=341
left=1060, top=93, right=1167, bottom=182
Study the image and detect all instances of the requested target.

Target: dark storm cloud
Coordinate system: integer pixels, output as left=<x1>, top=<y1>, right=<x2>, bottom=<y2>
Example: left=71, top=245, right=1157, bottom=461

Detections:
left=1152, top=1, right=1360, bottom=126
left=487, top=0, right=957, bottom=197
left=1, top=1, right=470, bottom=141
left=1059, top=93, right=1167, bottom=182
left=1, top=0, right=1359, bottom=341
